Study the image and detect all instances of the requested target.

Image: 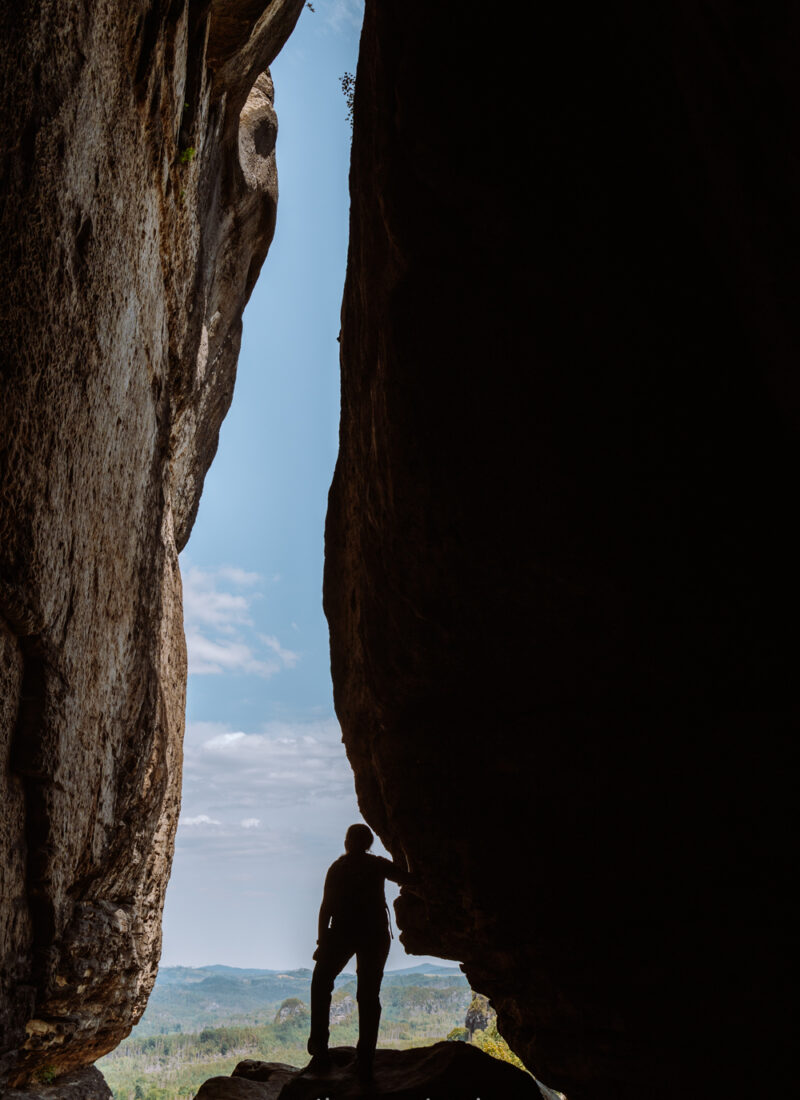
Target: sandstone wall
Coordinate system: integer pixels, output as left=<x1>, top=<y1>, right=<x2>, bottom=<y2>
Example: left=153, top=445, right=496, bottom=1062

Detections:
left=325, top=3, right=799, bottom=1097
left=0, top=1, right=303, bottom=1087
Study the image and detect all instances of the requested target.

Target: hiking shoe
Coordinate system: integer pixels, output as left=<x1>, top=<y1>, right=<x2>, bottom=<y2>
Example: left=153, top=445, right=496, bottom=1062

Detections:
left=356, top=1057, right=374, bottom=1084
left=305, top=1052, right=332, bottom=1075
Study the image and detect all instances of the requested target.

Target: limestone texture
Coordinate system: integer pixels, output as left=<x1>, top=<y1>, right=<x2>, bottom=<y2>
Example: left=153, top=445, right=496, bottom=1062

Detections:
left=0, top=0, right=303, bottom=1088
left=464, top=995, right=492, bottom=1040
left=197, top=1044, right=539, bottom=1099
left=329, top=992, right=356, bottom=1024
left=195, top=1078, right=288, bottom=1100
left=273, top=999, right=307, bottom=1025
left=2, top=1067, right=112, bottom=1100
left=324, top=3, right=800, bottom=1098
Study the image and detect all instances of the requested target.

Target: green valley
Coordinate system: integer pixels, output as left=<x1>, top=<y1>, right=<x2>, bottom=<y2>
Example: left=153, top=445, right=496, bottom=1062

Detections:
left=97, top=964, right=477, bottom=1100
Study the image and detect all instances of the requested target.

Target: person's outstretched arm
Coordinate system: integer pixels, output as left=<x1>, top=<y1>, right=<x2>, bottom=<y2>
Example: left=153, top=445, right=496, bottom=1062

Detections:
left=380, top=848, right=418, bottom=886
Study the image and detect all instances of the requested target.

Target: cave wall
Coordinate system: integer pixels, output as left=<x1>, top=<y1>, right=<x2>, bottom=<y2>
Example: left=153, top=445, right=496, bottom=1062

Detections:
left=325, top=3, right=799, bottom=1097
left=0, top=0, right=303, bottom=1087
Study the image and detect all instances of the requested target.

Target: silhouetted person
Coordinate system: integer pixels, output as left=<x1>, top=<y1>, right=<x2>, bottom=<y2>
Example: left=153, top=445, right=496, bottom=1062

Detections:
left=306, top=823, right=414, bottom=1081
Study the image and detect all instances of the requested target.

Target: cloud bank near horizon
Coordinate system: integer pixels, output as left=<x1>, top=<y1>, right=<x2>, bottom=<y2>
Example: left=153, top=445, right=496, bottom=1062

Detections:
left=179, top=715, right=355, bottom=828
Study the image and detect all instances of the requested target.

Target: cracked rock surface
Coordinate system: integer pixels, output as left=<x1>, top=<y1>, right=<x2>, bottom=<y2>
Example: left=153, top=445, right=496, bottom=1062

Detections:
left=0, top=0, right=303, bottom=1087
left=195, top=1045, right=539, bottom=1100
left=324, top=3, right=799, bottom=1098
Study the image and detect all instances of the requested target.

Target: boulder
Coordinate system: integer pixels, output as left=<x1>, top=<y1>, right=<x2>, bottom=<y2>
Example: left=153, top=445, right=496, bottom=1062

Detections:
left=1, top=1066, right=112, bottom=1100
left=233, top=1061, right=300, bottom=1083
left=197, top=1069, right=295, bottom=1100
left=198, top=1044, right=538, bottom=1099
left=324, top=2, right=799, bottom=1097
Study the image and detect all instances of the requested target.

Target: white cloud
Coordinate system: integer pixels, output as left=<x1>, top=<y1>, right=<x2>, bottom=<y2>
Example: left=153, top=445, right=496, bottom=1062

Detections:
left=183, top=566, right=254, bottom=630
left=180, top=564, right=300, bottom=679
left=185, top=630, right=281, bottom=677
left=215, top=566, right=261, bottom=586
left=181, top=717, right=354, bottom=813
left=241, top=818, right=261, bottom=829
left=183, top=720, right=232, bottom=742
left=324, top=0, right=364, bottom=33
left=173, top=822, right=302, bottom=863
left=180, top=813, right=222, bottom=827
left=260, top=634, right=300, bottom=668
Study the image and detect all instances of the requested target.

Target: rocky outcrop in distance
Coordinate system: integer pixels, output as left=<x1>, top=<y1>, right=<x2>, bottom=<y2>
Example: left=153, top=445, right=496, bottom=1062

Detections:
left=274, top=999, right=308, bottom=1026
left=324, top=2, right=799, bottom=1098
left=329, top=992, right=356, bottom=1025
left=0, top=0, right=304, bottom=1088
left=464, top=995, right=492, bottom=1041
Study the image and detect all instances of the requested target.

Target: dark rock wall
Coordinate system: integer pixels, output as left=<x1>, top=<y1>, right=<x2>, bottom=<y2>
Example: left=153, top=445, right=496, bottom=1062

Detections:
left=325, top=4, right=799, bottom=1097
left=0, top=0, right=303, bottom=1087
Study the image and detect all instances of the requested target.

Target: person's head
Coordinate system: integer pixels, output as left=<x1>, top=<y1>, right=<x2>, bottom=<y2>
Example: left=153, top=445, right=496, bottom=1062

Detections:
left=344, top=823, right=374, bottom=854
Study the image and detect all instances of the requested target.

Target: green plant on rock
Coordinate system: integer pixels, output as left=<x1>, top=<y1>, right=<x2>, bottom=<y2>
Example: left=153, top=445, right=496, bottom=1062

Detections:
left=472, top=1021, right=528, bottom=1072
left=179, top=146, right=196, bottom=165
left=340, top=71, right=355, bottom=127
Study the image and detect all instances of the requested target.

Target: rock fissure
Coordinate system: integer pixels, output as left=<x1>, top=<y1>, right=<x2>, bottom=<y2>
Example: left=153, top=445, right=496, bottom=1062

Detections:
left=1, top=0, right=304, bottom=1086
left=3, top=1, right=798, bottom=1096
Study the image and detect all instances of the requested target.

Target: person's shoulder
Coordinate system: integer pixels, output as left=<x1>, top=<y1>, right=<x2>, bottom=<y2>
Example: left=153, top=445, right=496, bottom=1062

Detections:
left=326, top=854, right=348, bottom=877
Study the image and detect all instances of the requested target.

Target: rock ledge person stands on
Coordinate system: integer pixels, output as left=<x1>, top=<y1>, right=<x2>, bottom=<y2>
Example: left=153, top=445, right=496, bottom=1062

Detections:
left=305, top=824, right=415, bottom=1082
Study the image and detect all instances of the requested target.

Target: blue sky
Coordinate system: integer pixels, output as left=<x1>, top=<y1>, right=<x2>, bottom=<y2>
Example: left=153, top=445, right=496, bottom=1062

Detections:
left=161, top=1, right=449, bottom=973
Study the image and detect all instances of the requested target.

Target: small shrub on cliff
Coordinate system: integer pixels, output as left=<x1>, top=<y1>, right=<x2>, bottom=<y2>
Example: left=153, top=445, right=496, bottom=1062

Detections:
left=340, top=71, right=355, bottom=127
left=472, top=1021, right=528, bottom=1072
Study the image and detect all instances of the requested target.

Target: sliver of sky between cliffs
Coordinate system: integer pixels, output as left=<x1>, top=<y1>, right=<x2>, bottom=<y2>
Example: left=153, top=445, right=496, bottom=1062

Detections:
left=162, top=1, right=446, bottom=973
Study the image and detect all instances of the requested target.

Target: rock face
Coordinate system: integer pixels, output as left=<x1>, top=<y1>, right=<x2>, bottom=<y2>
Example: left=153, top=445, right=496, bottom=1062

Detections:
left=197, top=1044, right=539, bottom=1099
left=324, top=3, right=799, bottom=1098
left=464, top=995, right=492, bottom=1041
left=0, top=0, right=303, bottom=1087
left=329, top=991, right=356, bottom=1025
left=274, top=999, right=307, bottom=1025
left=2, top=1066, right=112, bottom=1100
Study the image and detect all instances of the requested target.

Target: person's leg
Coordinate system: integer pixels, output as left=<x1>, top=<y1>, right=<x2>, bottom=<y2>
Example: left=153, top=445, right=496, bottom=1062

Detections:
left=308, top=934, right=354, bottom=1059
left=354, top=929, right=391, bottom=1073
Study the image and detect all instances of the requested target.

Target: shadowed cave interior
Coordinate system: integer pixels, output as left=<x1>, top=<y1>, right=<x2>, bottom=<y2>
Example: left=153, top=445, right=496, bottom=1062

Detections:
left=1, top=2, right=798, bottom=1099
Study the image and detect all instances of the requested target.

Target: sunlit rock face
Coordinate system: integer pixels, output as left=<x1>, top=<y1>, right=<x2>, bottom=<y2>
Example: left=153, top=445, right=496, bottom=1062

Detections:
left=0, top=0, right=303, bottom=1087
left=325, top=3, right=799, bottom=1098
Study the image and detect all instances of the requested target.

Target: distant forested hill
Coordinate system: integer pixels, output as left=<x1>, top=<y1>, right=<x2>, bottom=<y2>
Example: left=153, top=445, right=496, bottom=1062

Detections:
left=98, top=964, right=473, bottom=1099
left=130, top=963, right=468, bottom=1036
left=132, top=967, right=314, bottom=1035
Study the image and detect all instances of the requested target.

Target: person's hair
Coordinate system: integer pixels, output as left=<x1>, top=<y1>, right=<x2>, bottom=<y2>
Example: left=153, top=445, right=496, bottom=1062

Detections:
left=344, top=823, right=374, bottom=853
